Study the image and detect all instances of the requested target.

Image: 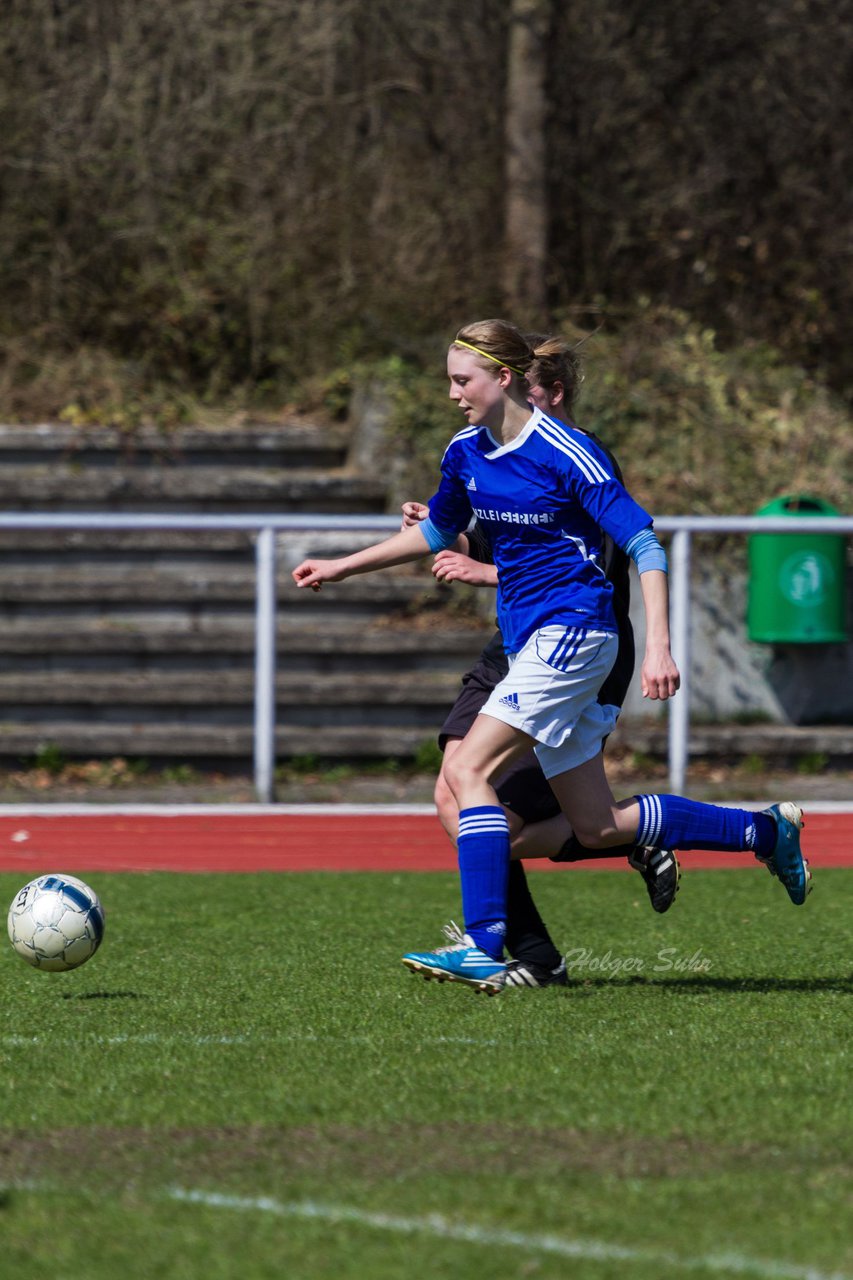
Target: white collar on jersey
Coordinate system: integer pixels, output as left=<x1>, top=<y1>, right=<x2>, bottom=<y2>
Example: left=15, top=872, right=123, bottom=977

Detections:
left=483, top=405, right=546, bottom=458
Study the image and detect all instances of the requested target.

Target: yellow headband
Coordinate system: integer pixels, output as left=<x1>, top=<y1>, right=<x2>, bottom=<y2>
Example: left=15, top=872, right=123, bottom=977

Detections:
left=452, top=339, right=526, bottom=377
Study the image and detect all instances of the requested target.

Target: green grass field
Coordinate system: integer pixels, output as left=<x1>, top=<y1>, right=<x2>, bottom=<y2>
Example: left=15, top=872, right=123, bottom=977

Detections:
left=1, top=867, right=850, bottom=1280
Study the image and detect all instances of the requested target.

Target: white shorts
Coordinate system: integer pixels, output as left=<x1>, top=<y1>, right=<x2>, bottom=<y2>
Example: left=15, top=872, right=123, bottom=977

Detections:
left=479, top=625, right=619, bottom=779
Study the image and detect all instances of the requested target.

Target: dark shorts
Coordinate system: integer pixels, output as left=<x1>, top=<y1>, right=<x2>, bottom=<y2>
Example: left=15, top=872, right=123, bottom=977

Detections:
left=438, top=623, right=635, bottom=825
left=438, top=657, right=507, bottom=750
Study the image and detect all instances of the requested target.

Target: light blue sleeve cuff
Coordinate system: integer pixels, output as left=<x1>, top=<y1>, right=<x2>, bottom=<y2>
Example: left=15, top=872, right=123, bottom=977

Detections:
left=624, top=526, right=668, bottom=574
left=420, top=516, right=460, bottom=553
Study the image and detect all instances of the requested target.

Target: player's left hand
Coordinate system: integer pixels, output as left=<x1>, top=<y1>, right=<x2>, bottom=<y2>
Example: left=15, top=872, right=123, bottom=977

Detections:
left=431, top=550, right=498, bottom=587
left=641, top=645, right=681, bottom=700
left=400, top=500, right=430, bottom=530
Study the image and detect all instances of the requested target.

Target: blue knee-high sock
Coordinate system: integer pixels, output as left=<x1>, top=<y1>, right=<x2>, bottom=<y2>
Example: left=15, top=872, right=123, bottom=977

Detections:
left=457, top=806, right=510, bottom=960
left=635, top=794, right=776, bottom=857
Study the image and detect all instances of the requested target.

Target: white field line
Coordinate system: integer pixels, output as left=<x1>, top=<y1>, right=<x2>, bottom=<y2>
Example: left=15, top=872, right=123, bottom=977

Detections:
left=168, top=1188, right=850, bottom=1280
left=1, top=1180, right=847, bottom=1280
left=0, top=802, right=852, bottom=817
left=1, top=1032, right=497, bottom=1049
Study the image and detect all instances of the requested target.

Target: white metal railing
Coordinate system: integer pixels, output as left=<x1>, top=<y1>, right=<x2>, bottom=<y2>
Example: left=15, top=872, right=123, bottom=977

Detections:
left=656, top=516, right=852, bottom=794
left=0, top=512, right=850, bottom=801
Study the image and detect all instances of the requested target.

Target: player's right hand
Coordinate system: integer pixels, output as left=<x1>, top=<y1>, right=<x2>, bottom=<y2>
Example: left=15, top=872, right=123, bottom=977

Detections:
left=291, top=558, right=346, bottom=591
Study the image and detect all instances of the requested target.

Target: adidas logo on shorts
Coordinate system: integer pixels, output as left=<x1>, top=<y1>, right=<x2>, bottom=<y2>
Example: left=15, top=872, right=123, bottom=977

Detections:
left=498, top=691, right=520, bottom=710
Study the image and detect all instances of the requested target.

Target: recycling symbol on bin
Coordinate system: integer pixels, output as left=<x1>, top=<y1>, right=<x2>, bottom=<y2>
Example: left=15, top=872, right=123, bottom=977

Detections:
left=778, top=552, right=834, bottom=607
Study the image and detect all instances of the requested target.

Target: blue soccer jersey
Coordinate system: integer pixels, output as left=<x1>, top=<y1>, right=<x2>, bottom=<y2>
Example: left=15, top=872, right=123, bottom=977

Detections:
left=425, top=407, right=653, bottom=654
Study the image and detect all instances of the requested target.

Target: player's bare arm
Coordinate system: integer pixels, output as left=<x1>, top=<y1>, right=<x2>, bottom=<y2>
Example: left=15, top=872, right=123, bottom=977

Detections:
left=292, top=522, right=431, bottom=591
left=637, top=568, right=680, bottom=700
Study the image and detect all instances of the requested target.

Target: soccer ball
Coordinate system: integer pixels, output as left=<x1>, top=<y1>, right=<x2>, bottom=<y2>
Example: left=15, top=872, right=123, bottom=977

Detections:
left=7, top=874, right=105, bottom=972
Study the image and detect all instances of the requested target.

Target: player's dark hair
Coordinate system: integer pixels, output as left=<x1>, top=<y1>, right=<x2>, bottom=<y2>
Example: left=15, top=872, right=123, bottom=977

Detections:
left=524, top=333, right=584, bottom=417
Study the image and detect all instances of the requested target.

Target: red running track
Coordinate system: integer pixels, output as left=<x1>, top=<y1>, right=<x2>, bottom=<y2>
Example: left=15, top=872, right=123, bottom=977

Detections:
left=0, top=810, right=849, bottom=874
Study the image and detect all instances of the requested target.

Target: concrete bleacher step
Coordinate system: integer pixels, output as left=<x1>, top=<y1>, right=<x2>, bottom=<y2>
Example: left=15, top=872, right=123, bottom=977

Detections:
left=0, top=421, right=350, bottom=467
left=0, top=465, right=386, bottom=512
left=0, top=619, right=490, bottom=669
left=610, top=721, right=853, bottom=760
left=2, top=720, right=850, bottom=766
left=0, top=528, right=255, bottom=555
left=0, top=670, right=462, bottom=708
left=0, top=722, right=436, bottom=760
left=0, top=565, right=439, bottom=609
left=0, top=528, right=394, bottom=557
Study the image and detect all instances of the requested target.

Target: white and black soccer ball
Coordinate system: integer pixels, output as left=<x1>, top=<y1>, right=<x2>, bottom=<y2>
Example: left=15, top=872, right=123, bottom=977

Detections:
left=7, top=874, right=105, bottom=972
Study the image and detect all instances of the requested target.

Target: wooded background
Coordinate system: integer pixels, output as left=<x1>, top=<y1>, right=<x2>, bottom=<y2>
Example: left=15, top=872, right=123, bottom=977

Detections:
left=1, top=0, right=852, bottom=413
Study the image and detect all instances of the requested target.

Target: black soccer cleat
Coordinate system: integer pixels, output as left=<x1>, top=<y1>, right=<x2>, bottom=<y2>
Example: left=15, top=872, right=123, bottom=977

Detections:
left=504, top=958, right=569, bottom=988
left=628, top=846, right=681, bottom=913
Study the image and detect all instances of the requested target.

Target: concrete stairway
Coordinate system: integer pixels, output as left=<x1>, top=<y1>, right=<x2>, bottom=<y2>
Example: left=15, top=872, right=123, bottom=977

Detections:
left=0, top=422, right=492, bottom=766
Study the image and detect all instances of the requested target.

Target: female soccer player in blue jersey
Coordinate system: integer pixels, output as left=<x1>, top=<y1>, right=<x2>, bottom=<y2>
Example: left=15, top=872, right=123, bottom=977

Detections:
left=292, top=319, right=812, bottom=994
left=403, top=334, right=679, bottom=990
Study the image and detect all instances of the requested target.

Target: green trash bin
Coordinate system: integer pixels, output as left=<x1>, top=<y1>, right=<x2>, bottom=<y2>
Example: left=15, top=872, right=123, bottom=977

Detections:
left=747, top=495, right=847, bottom=643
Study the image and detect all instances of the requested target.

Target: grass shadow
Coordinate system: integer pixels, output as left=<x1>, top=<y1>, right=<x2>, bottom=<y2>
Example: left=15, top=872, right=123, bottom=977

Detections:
left=59, top=991, right=146, bottom=1001
left=566, top=974, right=852, bottom=994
